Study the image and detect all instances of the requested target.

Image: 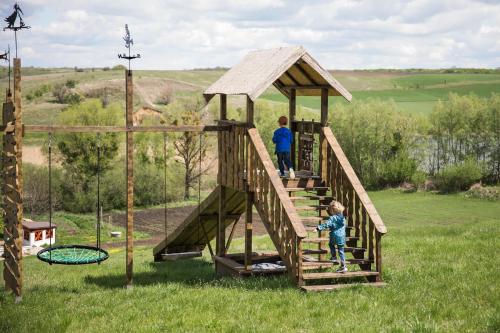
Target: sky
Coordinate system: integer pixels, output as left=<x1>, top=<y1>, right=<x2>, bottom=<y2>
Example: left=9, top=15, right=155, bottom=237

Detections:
left=0, top=0, right=499, bottom=70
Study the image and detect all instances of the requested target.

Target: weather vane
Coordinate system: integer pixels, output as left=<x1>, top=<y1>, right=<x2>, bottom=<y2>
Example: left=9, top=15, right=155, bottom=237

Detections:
left=3, top=3, right=30, bottom=58
left=118, top=24, right=140, bottom=71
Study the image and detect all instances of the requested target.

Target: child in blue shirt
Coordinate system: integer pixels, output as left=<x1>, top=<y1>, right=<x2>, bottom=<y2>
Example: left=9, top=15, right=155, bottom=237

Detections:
left=316, top=201, right=348, bottom=273
left=272, top=116, right=295, bottom=179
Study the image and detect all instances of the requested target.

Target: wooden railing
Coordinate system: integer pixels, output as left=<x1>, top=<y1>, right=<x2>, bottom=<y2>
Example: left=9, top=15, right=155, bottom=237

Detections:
left=217, top=121, right=247, bottom=192
left=246, top=128, right=307, bottom=282
left=322, top=127, right=387, bottom=275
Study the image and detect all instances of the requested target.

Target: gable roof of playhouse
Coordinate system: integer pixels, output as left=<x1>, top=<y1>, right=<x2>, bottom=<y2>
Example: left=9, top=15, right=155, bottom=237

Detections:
left=204, top=46, right=352, bottom=102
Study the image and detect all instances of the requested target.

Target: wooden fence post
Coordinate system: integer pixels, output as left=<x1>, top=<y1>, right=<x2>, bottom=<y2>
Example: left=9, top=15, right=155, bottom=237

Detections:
left=125, top=70, right=134, bottom=288
left=3, top=59, right=23, bottom=302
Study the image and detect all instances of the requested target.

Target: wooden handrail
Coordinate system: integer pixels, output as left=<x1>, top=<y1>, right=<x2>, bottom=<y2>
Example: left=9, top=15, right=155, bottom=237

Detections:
left=21, top=124, right=228, bottom=134
left=322, top=127, right=387, bottom=234
left=247, top=128, right=307, bottom=238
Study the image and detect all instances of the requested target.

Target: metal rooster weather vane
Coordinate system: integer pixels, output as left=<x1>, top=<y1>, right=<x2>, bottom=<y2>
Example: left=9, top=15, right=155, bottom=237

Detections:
left=3, top=3, right=30, bottom=58
left=118, top=24, right=141, bottom=71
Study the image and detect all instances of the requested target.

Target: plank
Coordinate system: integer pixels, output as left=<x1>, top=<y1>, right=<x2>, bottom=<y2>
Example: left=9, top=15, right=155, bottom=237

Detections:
left=161, top=251, right=202, bottom=261
left=23, top=125, right=226, bottom=133
left=302, top=270, right=379, bottom=280
left=301, top=282, right=386, bottom=292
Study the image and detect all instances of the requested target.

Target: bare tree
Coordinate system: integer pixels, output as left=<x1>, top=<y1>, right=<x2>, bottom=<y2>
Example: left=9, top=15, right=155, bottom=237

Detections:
left=173, top=99, right=211, bottom=199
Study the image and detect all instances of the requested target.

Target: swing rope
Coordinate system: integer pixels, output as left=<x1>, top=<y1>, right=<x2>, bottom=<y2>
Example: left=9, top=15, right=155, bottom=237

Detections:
left=37, top=133, right=109, bottom=265
left=163, top=132, right=168, bottom=247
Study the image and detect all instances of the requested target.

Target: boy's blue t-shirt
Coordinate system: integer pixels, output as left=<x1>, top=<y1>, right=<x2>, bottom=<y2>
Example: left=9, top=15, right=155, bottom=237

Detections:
left=272, top=127, right=293, bottom=153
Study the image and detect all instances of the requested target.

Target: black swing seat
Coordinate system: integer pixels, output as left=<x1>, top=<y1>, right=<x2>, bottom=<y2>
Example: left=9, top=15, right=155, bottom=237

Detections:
left=160, top=251, right=202, bottom=261
left=37, top=245, right=109, bottom=265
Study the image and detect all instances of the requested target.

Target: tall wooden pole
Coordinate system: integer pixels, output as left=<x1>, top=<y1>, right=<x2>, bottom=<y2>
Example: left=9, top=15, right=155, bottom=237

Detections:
left=319, top=88, right=328, bottom=180
left=289, top=88, right=296, bottom=169
left=125, top=70, right=134, bottom=288
left=217, top=94, right=227, bottom=258
left=3, top=58, right=23, bottom=302
left=244, top=97, right=254, bottom=270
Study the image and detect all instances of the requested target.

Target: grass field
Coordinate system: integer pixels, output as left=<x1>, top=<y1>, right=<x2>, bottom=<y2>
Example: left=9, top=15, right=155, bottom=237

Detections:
left=1, top=190, right=499, bottom=332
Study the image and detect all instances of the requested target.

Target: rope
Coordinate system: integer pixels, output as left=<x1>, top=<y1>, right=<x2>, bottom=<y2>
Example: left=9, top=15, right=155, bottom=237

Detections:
left=48, top=132, right=53, bottom=264
left=96, top=133, right=101, bottom=263
left=163, top=132, right=168, bottom=248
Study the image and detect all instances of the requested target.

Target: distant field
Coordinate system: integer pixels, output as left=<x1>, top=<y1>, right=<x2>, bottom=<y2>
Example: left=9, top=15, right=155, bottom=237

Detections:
left=1, top=68, right=499, bottom=123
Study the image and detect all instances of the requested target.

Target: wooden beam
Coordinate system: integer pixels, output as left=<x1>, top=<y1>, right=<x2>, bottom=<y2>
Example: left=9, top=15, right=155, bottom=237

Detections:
left=282, top=85, right=331, bottom=89
left=224, top=219, right=239, bottom=254
left=246, top=97, right=254, bottom=125
left=220, top=94, right=227, bottom=120
left=244, top=191, right=254, bottom=270
left=319, top=88, right=329, bottom=181
left=2, top=98, right=22, bottom=303
left=22, top=125, right=227, bottom=133
left=273, top=80, right=290, bottom=99
left=289, top=88, right=296, bottom=169
left=2, top=58, right=23, bottom=302
left=295, top=63, right=319, bottom=86
left=125, top=70, right=134, bottom=289
left=282, top=71, right=300, bottom=86
left=217, top=186, right=226, bottom=256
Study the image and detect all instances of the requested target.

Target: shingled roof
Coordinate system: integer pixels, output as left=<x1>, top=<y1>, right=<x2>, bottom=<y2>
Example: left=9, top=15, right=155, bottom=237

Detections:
left=204, top=46, right=352, bottom=102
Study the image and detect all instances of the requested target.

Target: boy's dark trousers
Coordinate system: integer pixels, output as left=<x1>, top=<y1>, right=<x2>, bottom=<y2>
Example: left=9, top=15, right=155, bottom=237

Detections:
left=276, top=151, right=293, bottom=176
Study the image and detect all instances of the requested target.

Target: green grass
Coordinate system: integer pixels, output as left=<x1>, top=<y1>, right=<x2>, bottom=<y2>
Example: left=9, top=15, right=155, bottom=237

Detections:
left=262, top=82, right=500, bottom=115
left=27, top=212, right=149, bottom=246
left=1, top=190, right=499, bottom=332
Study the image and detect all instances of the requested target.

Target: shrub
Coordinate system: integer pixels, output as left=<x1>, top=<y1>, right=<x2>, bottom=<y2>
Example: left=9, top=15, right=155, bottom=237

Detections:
left=24, top=163, right=63, bottom=216
left=465, top=185, right=500, bottom=201
left=65, top=79, right=77, bottom=88
left=434, top=159, right=484, bottom=193
left=112, top=65, right=127, bottom=71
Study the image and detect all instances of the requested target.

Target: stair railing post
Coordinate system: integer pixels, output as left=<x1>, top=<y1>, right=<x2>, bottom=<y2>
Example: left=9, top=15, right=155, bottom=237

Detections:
left=375, top=231, right=382, bottom=282
left=289, top=88, right=296, bottom=169
left=244, top=96, right=254, bottom=271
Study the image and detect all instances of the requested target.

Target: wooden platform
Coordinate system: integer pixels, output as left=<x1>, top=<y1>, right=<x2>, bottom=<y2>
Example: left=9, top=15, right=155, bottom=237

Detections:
left=214, top=252, right=287, bottom=277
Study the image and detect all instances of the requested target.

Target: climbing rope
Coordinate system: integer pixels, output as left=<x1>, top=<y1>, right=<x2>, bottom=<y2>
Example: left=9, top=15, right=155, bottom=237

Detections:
left=96, top=133, right=102, bottom=263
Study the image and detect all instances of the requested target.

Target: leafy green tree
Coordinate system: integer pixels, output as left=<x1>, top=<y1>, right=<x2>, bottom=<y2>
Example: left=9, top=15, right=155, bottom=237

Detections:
left=56, top=100, right=122, bottom=212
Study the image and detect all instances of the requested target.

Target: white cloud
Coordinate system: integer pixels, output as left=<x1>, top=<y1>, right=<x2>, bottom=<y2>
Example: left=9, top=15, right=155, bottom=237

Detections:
left=0, top=0, right=498, bottom=69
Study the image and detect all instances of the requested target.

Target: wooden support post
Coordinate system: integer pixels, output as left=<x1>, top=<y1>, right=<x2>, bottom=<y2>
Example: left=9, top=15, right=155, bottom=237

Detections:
left=289, top=88, right=296, bottom=169
left=246, top=97, right=254, bottom=125
left=3, top=58, right=23, bottom=302
left=244, top=191, right=253, bottom=271
left=375, top=231, right=382, bottom=282
left=319, top=88, right=328, bottom=180
left=125, top=70, right=134, bottom=288
left=220, top=94, right=227, bottom=120
left=217, top=186, right=226, bottom=256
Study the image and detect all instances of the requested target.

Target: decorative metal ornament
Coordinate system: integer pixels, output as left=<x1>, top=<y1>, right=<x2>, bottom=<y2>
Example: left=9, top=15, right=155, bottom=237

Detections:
left=118, top=24, right=141, bottom=71
left=3, top=3, right=30, bottom=58
left=1, top=45, right=12, bottom=94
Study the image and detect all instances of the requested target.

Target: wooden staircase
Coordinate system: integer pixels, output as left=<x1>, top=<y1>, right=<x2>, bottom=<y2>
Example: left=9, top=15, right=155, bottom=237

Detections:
left=282, top=175, right=384, bottom=291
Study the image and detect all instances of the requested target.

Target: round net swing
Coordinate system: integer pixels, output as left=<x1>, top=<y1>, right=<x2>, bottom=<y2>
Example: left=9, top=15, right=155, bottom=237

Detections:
left=37, top=133, right=109, bottom=266
left=37, top=245, right=109, bottom=265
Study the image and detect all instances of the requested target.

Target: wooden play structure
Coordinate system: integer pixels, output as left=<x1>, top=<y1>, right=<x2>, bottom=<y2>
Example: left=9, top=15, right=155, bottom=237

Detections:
left=2, top=46, right=387, bottom=300
left=153, top=47, right=388, bottom=291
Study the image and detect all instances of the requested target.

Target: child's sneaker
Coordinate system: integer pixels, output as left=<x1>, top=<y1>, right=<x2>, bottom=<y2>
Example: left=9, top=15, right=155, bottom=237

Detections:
left=330, top=257, right=339, bottom=265
left=289, top=168, right=295, bottom=180
left=335, top=265, right=348, bottom=273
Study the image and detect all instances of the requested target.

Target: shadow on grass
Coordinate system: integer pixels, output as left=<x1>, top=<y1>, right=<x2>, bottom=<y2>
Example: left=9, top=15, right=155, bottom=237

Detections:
left=83, top=258, right=295, bottom=291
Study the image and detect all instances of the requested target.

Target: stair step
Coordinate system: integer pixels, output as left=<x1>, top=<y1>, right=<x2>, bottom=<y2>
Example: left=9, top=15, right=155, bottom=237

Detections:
left=302, top=237, right=359, bottom=243
left=302, top=270, right=379, bottom=280
left=301, top=216, right=329, bottom=223
left=296, top=205, right=329, bottom=211
left=290, top=195, right=334, bottom=201
left=304, top=226, right=355, bottom=231
left=301, top=282, right=386, bottom=292
left=285, top=187, right=329, bottom=192
left=301, top=259, right=371, bottom=270
left=302, top=247, right=365, bottom=255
